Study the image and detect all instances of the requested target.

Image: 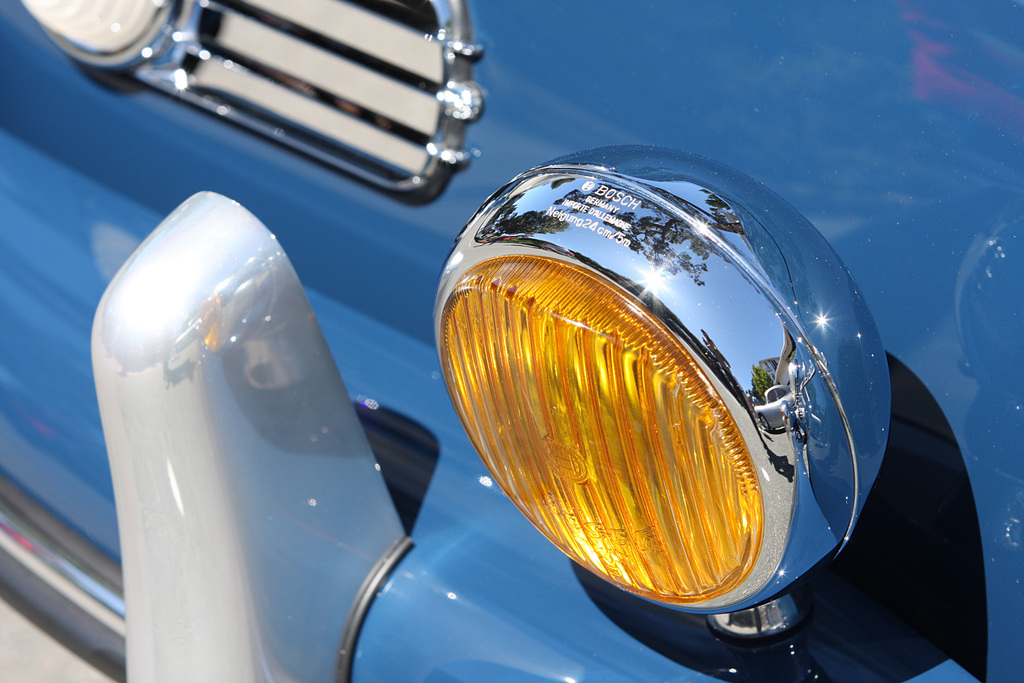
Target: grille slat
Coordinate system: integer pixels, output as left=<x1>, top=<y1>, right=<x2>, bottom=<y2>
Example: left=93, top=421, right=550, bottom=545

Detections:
left=192, top=56, right=432, bottom=174
left=231, top=0, right=444, bottom=83
left=210, top=11, right=441, bottom=137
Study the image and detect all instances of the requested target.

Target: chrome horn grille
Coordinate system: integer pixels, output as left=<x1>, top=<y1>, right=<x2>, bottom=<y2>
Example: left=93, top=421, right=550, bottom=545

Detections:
left=24, top=0, right=483, bottom=200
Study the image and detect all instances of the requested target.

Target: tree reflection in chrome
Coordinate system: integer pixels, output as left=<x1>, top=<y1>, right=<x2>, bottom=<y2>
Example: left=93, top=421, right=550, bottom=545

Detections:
left=486, top=185, right=731, bottom=288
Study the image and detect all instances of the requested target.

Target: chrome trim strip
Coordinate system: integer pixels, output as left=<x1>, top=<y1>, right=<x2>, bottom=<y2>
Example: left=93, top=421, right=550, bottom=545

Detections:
left=192, top=57, right=431, bottom=174
left=235, top=0, right=444, bottom=83
left=213, top=11, right=441, bottom=136
left=0, top=492, right=124, bottom=637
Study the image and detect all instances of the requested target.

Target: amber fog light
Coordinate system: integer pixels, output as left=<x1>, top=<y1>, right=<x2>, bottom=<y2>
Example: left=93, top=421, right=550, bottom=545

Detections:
left=437, top=147, right=890, bottom=612
left=440, top=255, right=763, bottom=603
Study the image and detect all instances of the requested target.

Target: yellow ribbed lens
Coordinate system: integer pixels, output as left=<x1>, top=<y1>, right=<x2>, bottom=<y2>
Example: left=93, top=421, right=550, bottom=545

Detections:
left=440, top=255, right=763, bottom=603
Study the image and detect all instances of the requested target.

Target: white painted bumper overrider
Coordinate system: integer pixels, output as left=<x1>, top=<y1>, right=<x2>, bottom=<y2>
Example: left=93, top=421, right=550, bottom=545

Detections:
left=92, top=192, right=405, bottom=682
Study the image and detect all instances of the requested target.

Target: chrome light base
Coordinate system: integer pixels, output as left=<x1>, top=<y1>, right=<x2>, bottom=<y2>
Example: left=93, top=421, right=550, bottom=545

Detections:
left=707, top=588, right=812, bottom=639
left=436, top=146, right=890, bottom=613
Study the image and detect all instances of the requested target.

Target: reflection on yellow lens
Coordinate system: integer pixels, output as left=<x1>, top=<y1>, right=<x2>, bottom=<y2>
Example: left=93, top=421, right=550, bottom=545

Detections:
left=440, top=255, right=763, bottom=603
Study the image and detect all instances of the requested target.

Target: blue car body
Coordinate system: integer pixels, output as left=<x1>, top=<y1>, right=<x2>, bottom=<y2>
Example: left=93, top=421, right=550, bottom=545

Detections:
left=0, top=0, right=1019, bottom=680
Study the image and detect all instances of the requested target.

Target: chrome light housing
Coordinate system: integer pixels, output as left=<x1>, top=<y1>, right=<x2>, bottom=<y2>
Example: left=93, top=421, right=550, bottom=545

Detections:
left=435, top=147, right=889, bottom=612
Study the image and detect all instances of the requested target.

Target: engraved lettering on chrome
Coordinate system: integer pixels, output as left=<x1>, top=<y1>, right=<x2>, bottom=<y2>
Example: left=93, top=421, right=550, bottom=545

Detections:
left=583, top=194, right=621, bottom=214
left=543, top=180, right=635, bottom=248
left=592, top=184, right=642, bottom=210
